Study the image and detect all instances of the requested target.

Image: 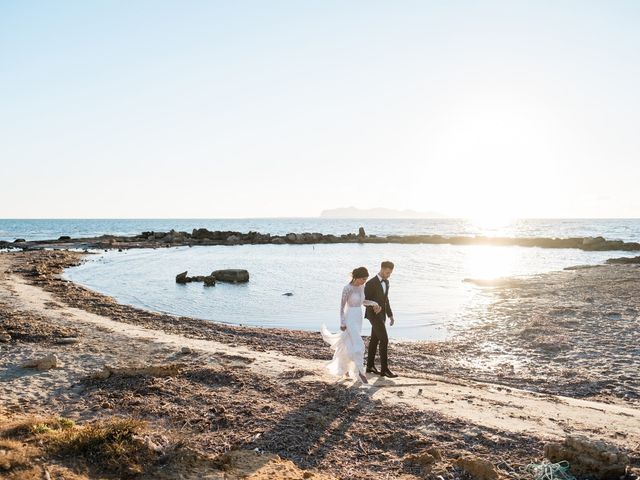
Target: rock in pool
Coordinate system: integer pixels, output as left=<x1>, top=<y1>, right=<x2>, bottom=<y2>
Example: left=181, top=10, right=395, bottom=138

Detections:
left=212, top=269, right=249, bottom=283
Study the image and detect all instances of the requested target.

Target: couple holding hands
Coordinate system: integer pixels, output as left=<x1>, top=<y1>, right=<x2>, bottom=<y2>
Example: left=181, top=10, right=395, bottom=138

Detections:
left=321, top=261, right=397, bottom=384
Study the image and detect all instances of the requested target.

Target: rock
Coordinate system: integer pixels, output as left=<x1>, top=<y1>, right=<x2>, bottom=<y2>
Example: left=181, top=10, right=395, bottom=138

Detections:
left=282, top=292, right=294, bottom=296
left=90, top=367, right=112, bottom=380
left=406, top=447, right=442, bottom=468
left=176, top=271, right=189, bottom=284
left=271, top=237, right=286, bottom=244
left=181, top=347, right=193, bottom=354
left=453, top=456, right=498, bottom=480
left=192, top=228, right=213, bottom=240
left=13, top=239, right=26, bottom=243
left=358, top=227, right=366, bottom=239
left=203, top=275, right=216, bottom=287
left=606, top=255, right=640, bottom=264
left=212, top=269, right=250, bottom=283
left=21, top=354, right=58, bottom=370
left=544, top=435, right=629, bottom=480
left=286, top=233, right=298, bottom=242
left=0, top=333, right=11, bottom=343
left=58, top=235, right=71, bottom=241
left=583, top=236, right=606, bottom=246
left=227, top=235, right=240, bottom=244
left=144, top=436, right=164, bottom=453
left=55, top=337, right=79, bottom=345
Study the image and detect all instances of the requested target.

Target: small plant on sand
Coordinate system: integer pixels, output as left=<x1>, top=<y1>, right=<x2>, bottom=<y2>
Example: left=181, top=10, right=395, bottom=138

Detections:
left=46, top=418, right=156, bottom=476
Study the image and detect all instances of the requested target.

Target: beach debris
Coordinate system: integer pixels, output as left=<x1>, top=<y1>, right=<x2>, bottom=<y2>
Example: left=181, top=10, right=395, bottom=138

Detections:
left=89, top=363, right=185, bottom=380
left=21, top=353, right=58, bottom=370
left=453, top=455, right=499, bottom=480
left=211, top=269, right=249, bottom=283
left=524, top=460, right=576, bottom=480
left=544, top=435, right=629, bottom=480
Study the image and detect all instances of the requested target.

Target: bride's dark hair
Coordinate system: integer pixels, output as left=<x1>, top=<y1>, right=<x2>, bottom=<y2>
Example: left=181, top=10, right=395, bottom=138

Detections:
left=351, top=266, right=369, bottom=282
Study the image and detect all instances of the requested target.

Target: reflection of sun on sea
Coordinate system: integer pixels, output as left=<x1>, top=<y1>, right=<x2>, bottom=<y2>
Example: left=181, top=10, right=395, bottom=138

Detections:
left=463, top=245, right=519, bottom=280
left=463, top=214, right=518, bottom=279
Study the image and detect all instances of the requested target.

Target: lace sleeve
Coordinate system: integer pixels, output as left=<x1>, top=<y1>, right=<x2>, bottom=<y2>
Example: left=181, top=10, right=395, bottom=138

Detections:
left=340, top=285, right=350, bottom=326
left=363, top=299, right=379, bottom=307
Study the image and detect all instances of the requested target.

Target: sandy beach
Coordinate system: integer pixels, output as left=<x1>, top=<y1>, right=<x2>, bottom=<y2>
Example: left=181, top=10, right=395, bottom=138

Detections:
left=1, top=249, right=639, bottom=479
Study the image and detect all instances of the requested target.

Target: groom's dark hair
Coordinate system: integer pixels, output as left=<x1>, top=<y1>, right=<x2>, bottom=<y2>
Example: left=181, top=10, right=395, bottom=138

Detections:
left=381, top=261, right=394, bottom=270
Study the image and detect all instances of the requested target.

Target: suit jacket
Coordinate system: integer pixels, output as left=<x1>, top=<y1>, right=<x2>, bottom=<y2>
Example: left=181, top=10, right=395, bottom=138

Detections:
left=364, top=276, right=393, bottom=322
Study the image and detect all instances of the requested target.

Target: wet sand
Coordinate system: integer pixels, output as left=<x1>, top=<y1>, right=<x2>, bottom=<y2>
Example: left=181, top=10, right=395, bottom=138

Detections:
left=1, top=250, right=639, bottom=479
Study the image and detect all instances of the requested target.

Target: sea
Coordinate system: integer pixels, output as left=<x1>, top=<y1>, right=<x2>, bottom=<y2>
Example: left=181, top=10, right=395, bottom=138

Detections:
left=2, top=218, right=639, bottom=340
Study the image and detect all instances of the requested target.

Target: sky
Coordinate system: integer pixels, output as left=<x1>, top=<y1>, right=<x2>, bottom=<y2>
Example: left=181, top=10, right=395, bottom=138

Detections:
left=1, top=1, right=639, bottom=219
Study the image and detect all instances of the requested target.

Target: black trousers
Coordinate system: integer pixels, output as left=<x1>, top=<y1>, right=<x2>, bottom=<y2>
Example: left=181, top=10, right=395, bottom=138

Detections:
left=366, top=317, right=389, bottom=372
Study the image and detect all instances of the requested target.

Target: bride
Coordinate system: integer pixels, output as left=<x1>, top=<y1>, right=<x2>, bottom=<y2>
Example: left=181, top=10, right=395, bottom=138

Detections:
left=321, top=267, right=380, bottom=384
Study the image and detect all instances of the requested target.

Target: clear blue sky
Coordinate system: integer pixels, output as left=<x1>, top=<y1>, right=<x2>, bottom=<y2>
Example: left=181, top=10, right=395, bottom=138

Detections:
left=1, top=1, right=639, bottom=218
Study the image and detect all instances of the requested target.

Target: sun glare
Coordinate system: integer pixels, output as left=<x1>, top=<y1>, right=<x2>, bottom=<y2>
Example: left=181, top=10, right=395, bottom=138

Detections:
left=469, top=215, right=515, bottom=235
left=463, top=245, right=519, bottom=280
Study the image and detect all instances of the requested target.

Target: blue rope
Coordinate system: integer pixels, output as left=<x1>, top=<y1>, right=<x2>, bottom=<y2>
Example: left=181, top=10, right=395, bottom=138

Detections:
left=524, top=461, right=576, bottom=480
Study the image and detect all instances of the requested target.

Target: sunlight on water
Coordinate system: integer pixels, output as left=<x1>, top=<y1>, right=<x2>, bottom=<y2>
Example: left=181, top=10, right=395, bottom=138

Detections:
left=462, top=245, right=519, bottom=280
left=63, top=243, right=637, bottom=341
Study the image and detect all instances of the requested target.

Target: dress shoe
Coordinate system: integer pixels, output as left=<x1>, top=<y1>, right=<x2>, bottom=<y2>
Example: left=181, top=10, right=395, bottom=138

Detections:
left=366, top=366, right=380, bottom=374
left=381, top=369, right=398, bottom=378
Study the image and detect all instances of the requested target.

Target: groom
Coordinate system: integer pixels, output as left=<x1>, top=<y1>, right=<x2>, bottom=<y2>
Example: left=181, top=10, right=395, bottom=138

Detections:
left=364, top=261, right=398, bottom=378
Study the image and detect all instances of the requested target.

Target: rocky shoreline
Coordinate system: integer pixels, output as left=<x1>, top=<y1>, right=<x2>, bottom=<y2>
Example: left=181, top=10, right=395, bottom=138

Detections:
left=4, top=249, right=640, bottom=405
left=2, top=250, right=640, bottom=479
left=2, top=228, right=640, bottom=252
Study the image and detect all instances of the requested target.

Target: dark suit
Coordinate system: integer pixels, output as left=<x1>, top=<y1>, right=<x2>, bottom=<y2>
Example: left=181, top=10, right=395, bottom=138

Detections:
left=364, top=276, right=393, bottom=372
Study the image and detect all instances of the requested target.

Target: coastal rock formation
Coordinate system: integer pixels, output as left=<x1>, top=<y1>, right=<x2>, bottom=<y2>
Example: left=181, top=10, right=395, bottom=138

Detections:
left=544, top=435, right=629, bottom=479
left=175, top=271, right=216, bottom=286
left=606, top=255, right=640, bottom=264
left=212, top=269, right=250, bottom=283
left=175, top=271, right=189, bottom=284
left=5, top=227, right=640, bottom=254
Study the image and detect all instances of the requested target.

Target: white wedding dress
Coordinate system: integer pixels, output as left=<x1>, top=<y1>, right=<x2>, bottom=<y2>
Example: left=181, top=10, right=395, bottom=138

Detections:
left=321, top=284, right=379, bottom=380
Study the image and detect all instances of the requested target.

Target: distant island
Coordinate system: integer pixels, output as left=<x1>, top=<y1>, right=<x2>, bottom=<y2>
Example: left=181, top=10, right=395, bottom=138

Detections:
left=320, top=207, right=446, bottom=219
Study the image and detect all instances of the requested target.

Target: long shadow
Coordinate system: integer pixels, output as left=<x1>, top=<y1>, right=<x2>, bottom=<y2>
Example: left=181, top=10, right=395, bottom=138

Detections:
left=247, top=380, right=366, bottom=468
